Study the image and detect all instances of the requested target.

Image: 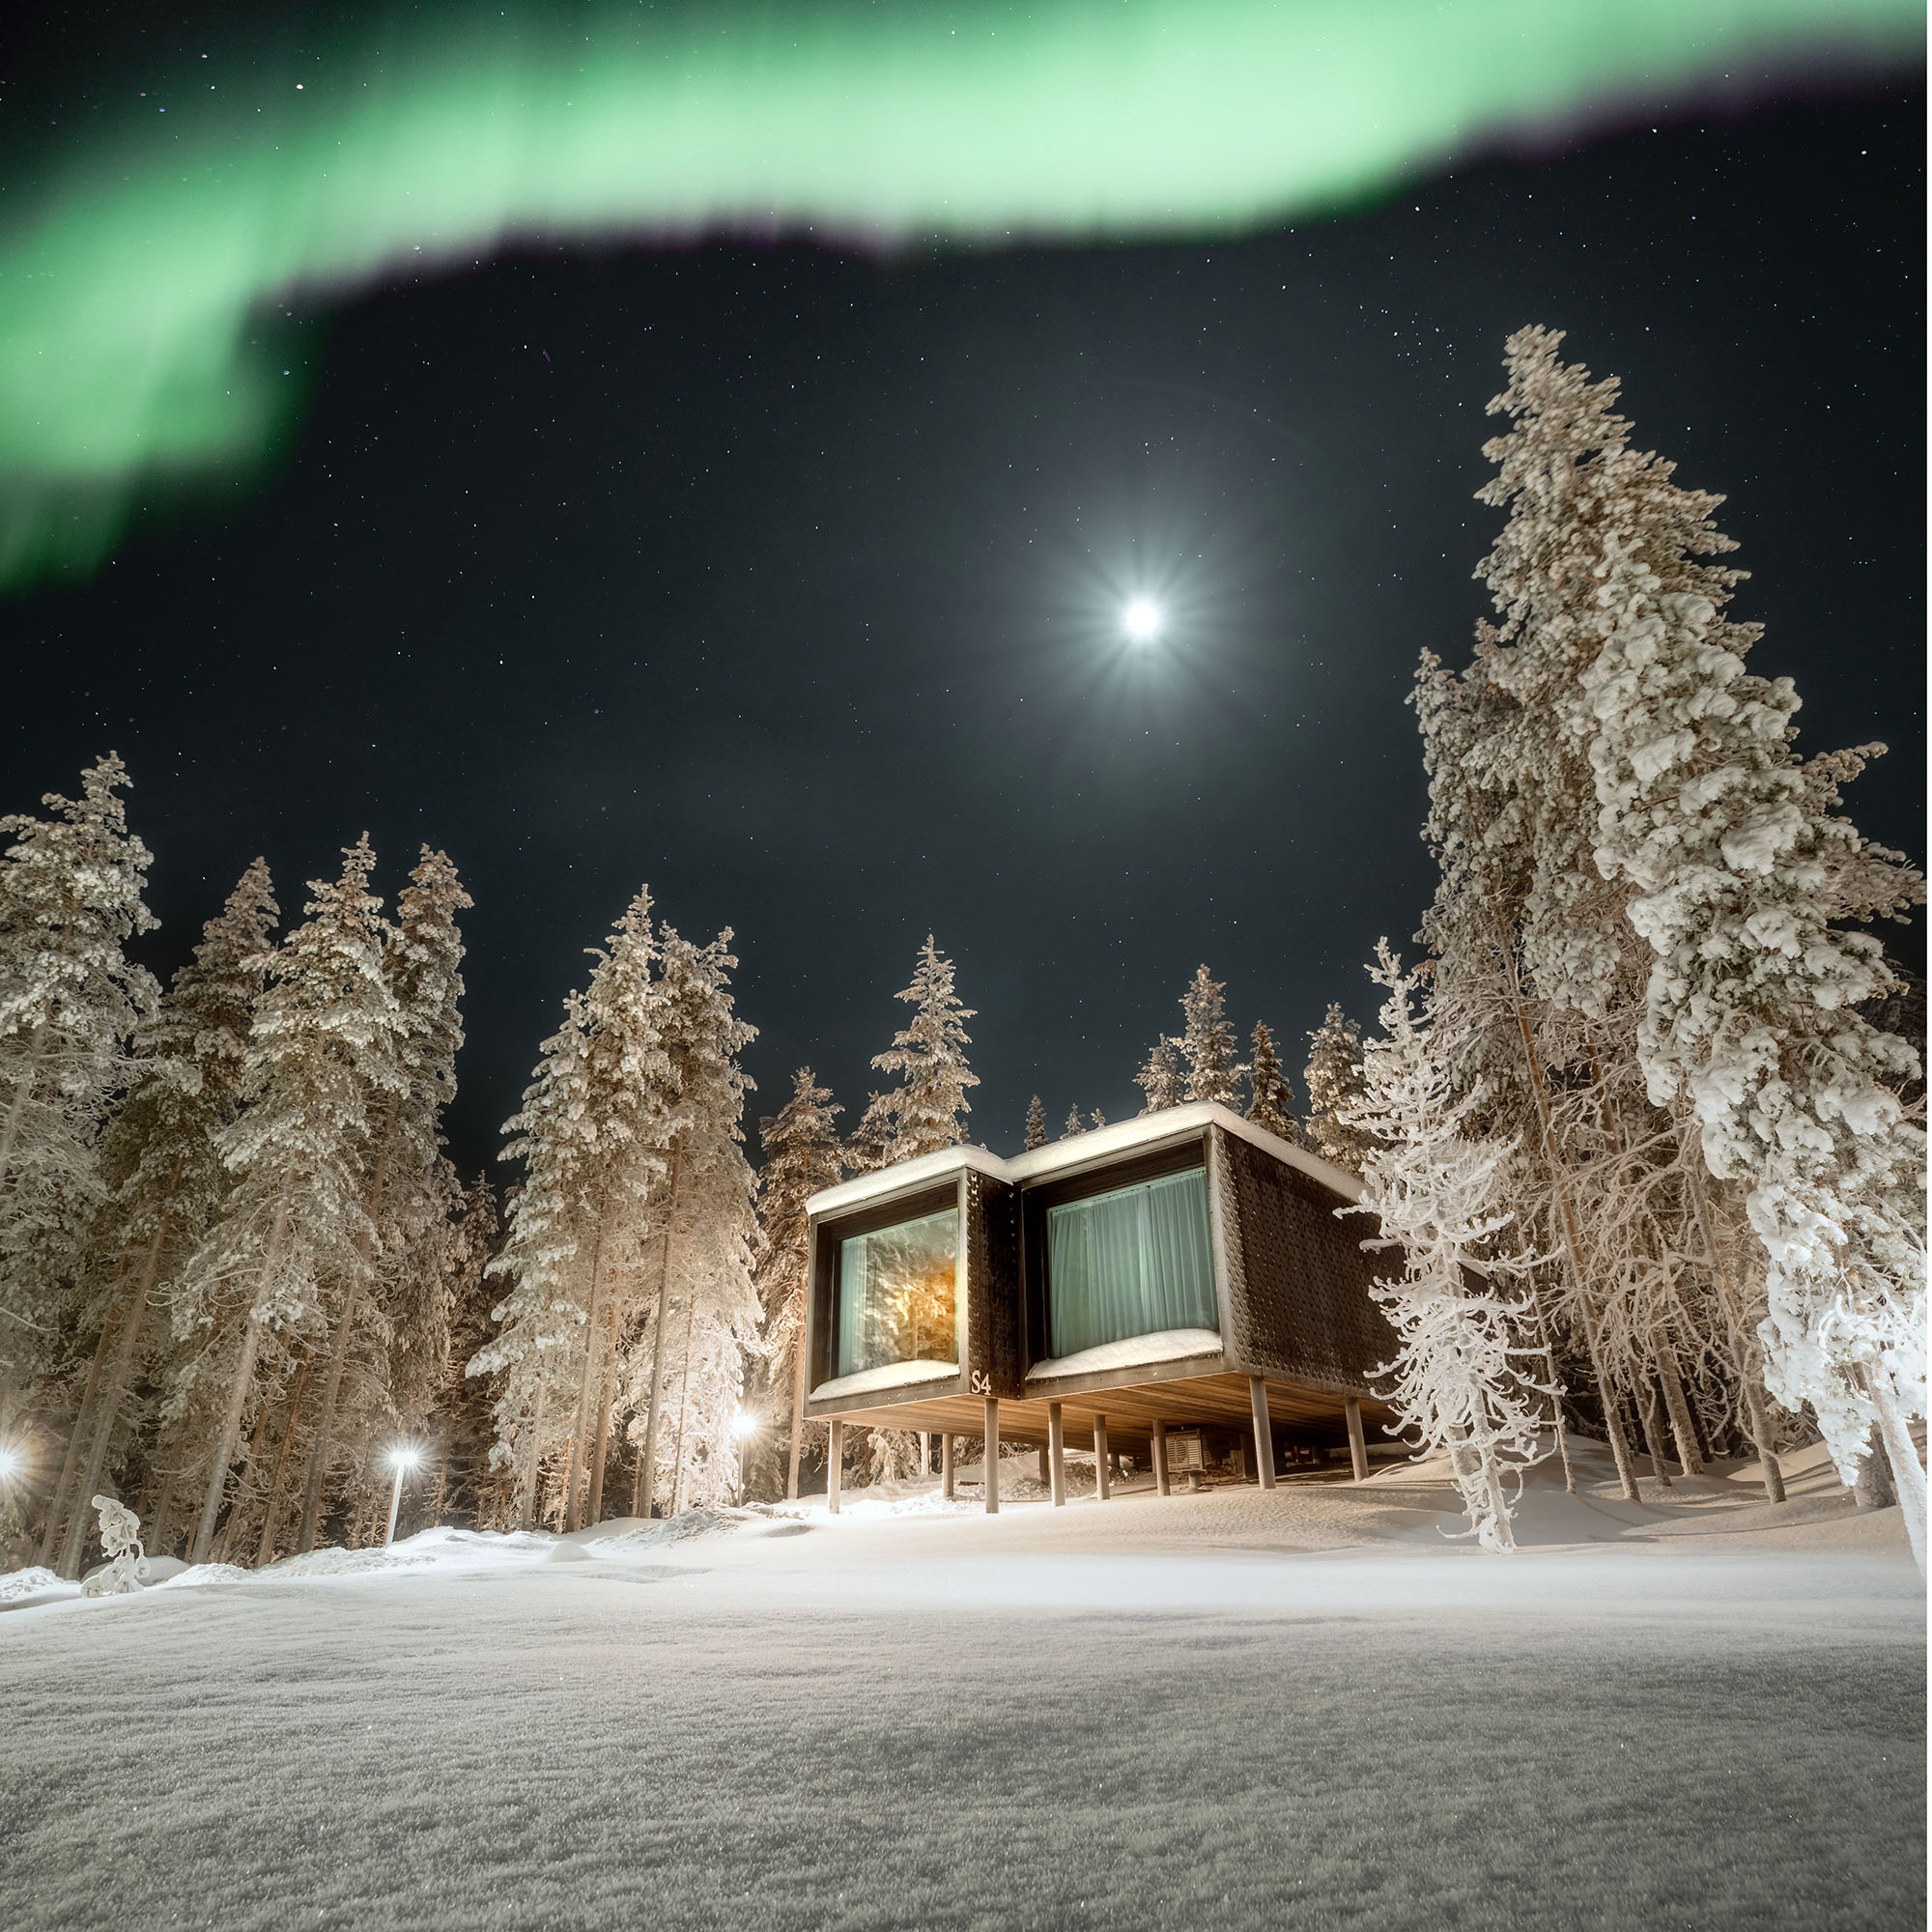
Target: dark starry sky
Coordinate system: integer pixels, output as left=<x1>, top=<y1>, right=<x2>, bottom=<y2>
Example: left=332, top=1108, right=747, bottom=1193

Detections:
left=6, top=50, right=1923, bottom=1180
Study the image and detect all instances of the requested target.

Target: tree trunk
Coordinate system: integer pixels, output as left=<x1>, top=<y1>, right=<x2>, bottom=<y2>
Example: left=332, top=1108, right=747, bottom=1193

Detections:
left=38, top=1307, right=120, bottom=1569
left=57, top=1217, right=170, bottom=1577
left=254, top=1355, right=314, bottom=1565
left=0, top=1016, right=49, bottom=1188
left=560, top=1221, right=611, bottom=1533
left=1852, top=1423, right=1897, bottom=1512
left=148, top=1473, right=178, bottom=1559
left=668, top=1256, right=702, bottom=1516
left=585, top=1306, right=620, bottom=1526
left=192, top=1313, right=265, bottom=1565
left=1861, top=1365, right=1926, bottom=1577
left=785, top=1300, right=809, bottom=1502
left=294, top=1274, right=364, bottom=1555
left=1496, top=937, right=1639, bottom=1500
left=1654, top=1339, right=1705, bottom=1477
left=518, top=1374, right=547, bottom=1531
left=637, top=1146, right=686, bottom=1520
left=1635, top=1379, right=1674, bottom=1489
left=215, top=1392, right=280, bottom=1564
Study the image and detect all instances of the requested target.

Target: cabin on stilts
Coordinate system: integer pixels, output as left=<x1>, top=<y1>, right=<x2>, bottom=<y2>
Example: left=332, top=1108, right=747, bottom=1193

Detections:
left=800, top=1101, right=1400, bottom=1512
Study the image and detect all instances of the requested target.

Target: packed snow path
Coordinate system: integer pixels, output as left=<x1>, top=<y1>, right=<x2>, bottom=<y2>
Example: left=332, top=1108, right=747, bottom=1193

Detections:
left=3, top=1470, right=1922, bottom=1932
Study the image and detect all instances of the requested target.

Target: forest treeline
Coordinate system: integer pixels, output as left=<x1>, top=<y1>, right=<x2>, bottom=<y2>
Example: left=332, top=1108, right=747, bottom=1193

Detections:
left=1, top=327, right=1922, bottom=1578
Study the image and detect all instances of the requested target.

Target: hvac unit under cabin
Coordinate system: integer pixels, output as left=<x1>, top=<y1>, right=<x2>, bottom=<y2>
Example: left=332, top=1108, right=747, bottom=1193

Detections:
left=1164, top=1431, right=1206, bottom=1472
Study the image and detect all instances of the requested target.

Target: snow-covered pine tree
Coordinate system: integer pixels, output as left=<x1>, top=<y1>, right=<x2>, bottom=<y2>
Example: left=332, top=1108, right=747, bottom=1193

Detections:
left=1061, top=1105, right=1083, bottom=1140
left=751, top=1067, right=842, bottom=1501
left=845, top=1093, right=897, bottom=1177
left=1023, top=1095, right=1047, bottom=1151
left=629, top=927, right=758, bottom=1518
left=43, top=859, right=277, bottom=1577
left=1134, top=1037, right=1184, bottom=1114
left=469, top=991, right=598, bottom=1530
left=0, top=754, right=158, bottom=1403
left=1245, top=1021, right=1297, bottom=1142
left=1090, top=1108, right=1107, bottom=1130
left=1341, top=944, right=1548, bottom=1551
left=869, top=935, right=978, bottom=1161
left=291, top=847, right=470, bottom=1553
left=1302, top=1006, right=1377, bottom=1173
left=1559, top=389, right=1928, bottom=1562
left=1177, top=965, right=1243, bottom=1105
left=171, top=837, right=406, bottom=1565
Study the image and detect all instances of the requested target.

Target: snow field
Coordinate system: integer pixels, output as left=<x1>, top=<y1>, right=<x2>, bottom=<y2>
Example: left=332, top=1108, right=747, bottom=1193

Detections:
left=2, top=1463, right=1922, bottom=1932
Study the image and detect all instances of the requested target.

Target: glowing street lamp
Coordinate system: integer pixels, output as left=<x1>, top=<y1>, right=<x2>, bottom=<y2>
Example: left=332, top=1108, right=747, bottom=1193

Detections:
left=1123, top=598, right=1161, bottom=642
left=383, top=1444, right=423, bottom=1547
left=730, top=1410, right=758, bottom=1501
left=0, top=1443, right=22, bottom=1487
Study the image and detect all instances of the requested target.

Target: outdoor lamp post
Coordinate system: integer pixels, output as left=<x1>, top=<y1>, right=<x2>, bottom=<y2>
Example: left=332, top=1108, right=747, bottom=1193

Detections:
left=730, top=1411, right=757, bottom=1502
left=384, top=1445, right=422, bottom=1547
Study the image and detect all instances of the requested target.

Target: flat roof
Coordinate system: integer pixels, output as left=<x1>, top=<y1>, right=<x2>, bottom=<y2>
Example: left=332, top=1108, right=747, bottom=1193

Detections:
left=805, top=1099, right=1362, bottom=1219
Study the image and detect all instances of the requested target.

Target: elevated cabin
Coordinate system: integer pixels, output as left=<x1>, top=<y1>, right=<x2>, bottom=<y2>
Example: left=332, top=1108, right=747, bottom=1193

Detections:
left=800, top=1102, right=1400, bottom=1511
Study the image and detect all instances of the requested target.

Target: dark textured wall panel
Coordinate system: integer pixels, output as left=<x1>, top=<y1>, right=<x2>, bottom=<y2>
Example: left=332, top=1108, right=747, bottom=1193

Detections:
left=966, top=1172, right=1022, bottom=1397
left=1219, top=1129, right=1398, bottom=1395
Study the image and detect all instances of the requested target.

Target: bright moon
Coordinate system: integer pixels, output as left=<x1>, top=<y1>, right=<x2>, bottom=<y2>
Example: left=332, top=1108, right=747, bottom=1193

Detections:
left=1124, top=599, right=1161, bottom=640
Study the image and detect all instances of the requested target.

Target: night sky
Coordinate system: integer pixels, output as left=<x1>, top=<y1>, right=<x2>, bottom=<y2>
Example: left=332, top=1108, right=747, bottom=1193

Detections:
left=8, top=60, right=1924, bottom=1181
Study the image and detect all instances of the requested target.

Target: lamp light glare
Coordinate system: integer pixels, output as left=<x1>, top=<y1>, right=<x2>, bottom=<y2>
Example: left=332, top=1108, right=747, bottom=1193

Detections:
left=0, top=1445, right=20, bottom=1483
left=389, top=1445, right=422, bottom=1472
left=1124, top=599, right=1160, bottom=641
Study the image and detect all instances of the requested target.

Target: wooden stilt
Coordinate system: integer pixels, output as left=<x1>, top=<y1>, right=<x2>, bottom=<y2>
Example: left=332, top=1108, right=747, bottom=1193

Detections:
left=1047, top=1402, right=1065, bottom=1507
left=941, top=1432, right=955, bottom=1501
left=1151, top=1420, right=1170, bottom=1497
left=1037, top=1445, right=1049, bottom=1485
left=1248, top=1375, right=1277, bottom=1491
left=1094, top=1414, right=1111, bottom=1501
left=1346, top=1398, right=1369, bottom=1482
left=983, top=1398, right=1000, bottom=1515
left=919, top=1431, right=930, bottom=1478
left=827, top=1419, right=842, bottom=1516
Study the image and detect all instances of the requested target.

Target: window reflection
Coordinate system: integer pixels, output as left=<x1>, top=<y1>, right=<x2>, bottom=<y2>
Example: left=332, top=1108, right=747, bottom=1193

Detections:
left=838, top=1208, right=959, bottom=1377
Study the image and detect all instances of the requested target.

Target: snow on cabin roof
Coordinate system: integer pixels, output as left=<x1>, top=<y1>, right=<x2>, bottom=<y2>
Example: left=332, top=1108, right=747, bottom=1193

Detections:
left=805, top=1100, right=1362, bottom=1220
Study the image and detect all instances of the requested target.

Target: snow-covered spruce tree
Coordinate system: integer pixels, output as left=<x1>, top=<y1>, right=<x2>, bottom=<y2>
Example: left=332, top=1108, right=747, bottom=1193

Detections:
left=293, top=847, right=469, bottom=1553
left=1090, top=1108, right=1107, bottom=1130
left=1061, top=1105, right=1084, bottom=1141
left=43, top=859, right=278, bottom=1577
left=1573, top=464, right=1927, bottom=1564
left=845, top=1092, right=897, bottom=1177
left=1177, top=965, right=1243, bottom=1106
left=1245, top=1021, right=1298, bottom=1142
left=1341, top=944, right=1549, bottom=1551
left=629, top=927, right=758, bottom=1518
left=172, top=837, right=405, bottom=1565
left=0, top=754, right=158, bottom=1406
left=1023, top=1094, right=1048, bottom=1151
left=469, top=991, right=599, bottom=1530
left=870, top=935, right=978, bottom=1162
left=1302, top=1006, right=1378, bottom=1174
left=1134, top=1037, right=1184, bottom=1114
left=751, top=1068, right=842, bottom=1501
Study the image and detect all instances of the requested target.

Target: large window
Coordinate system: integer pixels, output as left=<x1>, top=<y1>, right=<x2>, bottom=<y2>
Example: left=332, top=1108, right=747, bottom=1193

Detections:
left=1045, top=1167, right=1215, bottom=1358
left=837, top=1207, right=960, bottom=1378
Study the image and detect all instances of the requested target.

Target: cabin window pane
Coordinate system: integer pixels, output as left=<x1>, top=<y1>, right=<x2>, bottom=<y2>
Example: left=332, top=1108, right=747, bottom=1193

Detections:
left=838, top=1208, right=959, bottom=1377
left=1045, top=1168, right=1214, bottom=1357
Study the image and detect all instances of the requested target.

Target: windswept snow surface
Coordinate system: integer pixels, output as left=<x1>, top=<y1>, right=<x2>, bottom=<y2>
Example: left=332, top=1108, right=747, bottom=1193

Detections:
left=1, top=1454, right=1922, bottom=1932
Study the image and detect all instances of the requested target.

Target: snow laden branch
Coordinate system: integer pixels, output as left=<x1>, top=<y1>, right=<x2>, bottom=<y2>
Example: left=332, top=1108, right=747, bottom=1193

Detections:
left=1340, top=943, right=1552, bottom=1553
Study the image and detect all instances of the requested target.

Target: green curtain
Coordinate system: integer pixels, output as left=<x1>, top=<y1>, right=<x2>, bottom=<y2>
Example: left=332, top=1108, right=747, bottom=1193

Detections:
left=1045, top=1167, right=1215, bottom=1358
left=838, top=1208, right=959, bottom=1377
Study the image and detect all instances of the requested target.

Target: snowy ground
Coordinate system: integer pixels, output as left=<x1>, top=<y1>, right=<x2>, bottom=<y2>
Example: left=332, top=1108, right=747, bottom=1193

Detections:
left=2, top=1441, right=1922, bottom=1932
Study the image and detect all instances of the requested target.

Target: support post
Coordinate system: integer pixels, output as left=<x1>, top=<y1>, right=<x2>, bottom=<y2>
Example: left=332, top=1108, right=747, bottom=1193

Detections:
left=1346, top=1398, right=1369, bottom=1483
left=983, top=1398, right=1000, bottom=1515
left=941, top=1432, right=955, bottom=1501
left=1048, top=1403, right=1065, bottom=1507
left=1248, top=1376, right=1277, bottom=1491
left=1151, top=1420, right=1170, bottom=1497
left=827, top=1419, right=842, bottom=1516
left=919, top=1431, right=930, bottom=1478
left=1094, top=1414, right=1111, bottom=1501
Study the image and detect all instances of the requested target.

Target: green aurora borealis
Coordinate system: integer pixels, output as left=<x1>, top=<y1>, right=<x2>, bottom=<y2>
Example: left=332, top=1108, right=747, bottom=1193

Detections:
left=0, top=0, right=1917, bottom=587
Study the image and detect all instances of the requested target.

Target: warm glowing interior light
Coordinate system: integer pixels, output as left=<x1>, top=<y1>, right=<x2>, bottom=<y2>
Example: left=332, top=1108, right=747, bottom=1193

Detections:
left=1125, top=600, right=1160, bottom=640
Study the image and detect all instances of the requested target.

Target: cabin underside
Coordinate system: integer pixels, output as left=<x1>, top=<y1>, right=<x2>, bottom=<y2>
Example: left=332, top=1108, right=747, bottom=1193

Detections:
left=808, top=1369, right=1396, bottom=1457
